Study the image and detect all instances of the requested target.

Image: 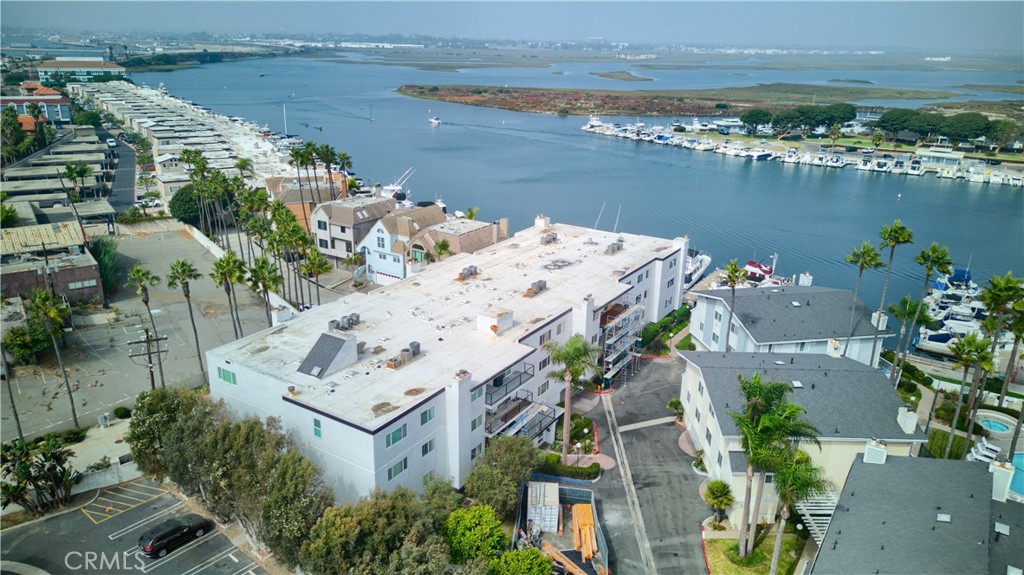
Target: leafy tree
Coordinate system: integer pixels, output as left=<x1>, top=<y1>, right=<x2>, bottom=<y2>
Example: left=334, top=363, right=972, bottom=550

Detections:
left=705, top=479, right=734, bottom=523
left=843, top=241, right=884, bottom=357
left=299, top=487, right=421, bottom=575
left=941, top=112, right=993, bottom=144
left=875, top=108, right=919, bottom=140
left=444, top=505, right=508, bottom=564
left=544, top=334, right=599, bottom=464
left=869, top=220, right=913, bottom=367
left=87, top=237, right=119, bottom=297
left=434, top=238, right=451, bottom=259
left=1, top=107, right=26, bottom=159
left=2, top=325, right=50, bottom=365
left=465, top=435, right=541, bottom=519
left=793, top=105, right=824, bottom=136
left=72, top=110, right=102, bottom=126
left=988, top=119, right=1023, bottom=154
left=420, top=476, right=466, bottom=532
left=723, top=258, right=748, bottom=351
left=0, top=192, right=17, bottom=227
left=487, top=548, right=552, bottom=575
left=159, top=395, right=226, bottom=505
left=819, top=102, right=856, bottom=128
left=125, top=264, right=165, bottom=388
left=125, top=388, right=205, bottom=479
left=942, top=332, right=993, bottom=458
left=27, top=289, right=78, bottom=429
left=907, top=112, right=945, bottom=144
left=257, top=447, right=332, bottom=567
left=871, top=129, right=885, bottom=148
left=376, top=526, right=451, bottom=574
left=739, top=109, right=773, bottom=136
left=167, top=259, right=205, bottom=380
left=168, top=183, right=201, bottom=226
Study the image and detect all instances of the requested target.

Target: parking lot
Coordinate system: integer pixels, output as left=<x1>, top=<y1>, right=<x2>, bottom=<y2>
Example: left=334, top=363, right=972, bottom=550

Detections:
left=0, top=479, right=266, bottom=575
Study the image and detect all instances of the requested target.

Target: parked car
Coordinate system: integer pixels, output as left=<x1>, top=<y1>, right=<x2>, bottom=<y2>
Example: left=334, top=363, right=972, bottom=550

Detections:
left=138, top=513, right=211, bottom=558
left=845, top=146, right=858, bottom=152
left=861, top=147, right=876, bottom=154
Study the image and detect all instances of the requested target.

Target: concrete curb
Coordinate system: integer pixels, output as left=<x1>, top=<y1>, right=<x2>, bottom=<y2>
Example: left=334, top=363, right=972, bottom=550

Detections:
left=2, top=488, right=101, bottom=532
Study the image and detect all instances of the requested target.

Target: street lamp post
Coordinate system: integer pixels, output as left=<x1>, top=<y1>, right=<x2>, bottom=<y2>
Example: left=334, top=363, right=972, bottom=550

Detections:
left=575, top=442, right=583, bottom=466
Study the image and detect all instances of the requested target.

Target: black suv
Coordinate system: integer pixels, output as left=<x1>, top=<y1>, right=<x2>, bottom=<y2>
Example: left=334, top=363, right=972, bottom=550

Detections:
left=138, top=514, right=211, bottom=558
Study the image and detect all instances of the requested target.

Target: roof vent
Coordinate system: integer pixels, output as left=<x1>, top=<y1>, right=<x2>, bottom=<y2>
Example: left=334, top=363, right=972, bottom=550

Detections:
left=457, top=265, right=480, bottom=281
left=525, top=280, right=547, bottom=298
left=540, top=232, right=558, bottom=245
left=792, top=380, right=803, bottom=389
left=605, top=242, right=623, bottom=255
left=791, top=301, right=801, bottom=307
left=774, top=360, right=785, bottom=365
left=936, top=513, right=952, bottom=523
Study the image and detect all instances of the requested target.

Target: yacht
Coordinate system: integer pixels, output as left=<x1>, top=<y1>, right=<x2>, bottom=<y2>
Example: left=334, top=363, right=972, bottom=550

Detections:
left=891, top=159, right=908, bottom=175
left=855, top=157, right=874, bottom=171
left=781, top=148, right=801, bottom=164
left=873, top=158, right=892, bottom=173
left=428, top=117, right=441, bottom=126
left=684, top=249, right=713, bottom=290
left=907, top=158, right=924, bottom=176
left=745, top=149, right=774, bottom=161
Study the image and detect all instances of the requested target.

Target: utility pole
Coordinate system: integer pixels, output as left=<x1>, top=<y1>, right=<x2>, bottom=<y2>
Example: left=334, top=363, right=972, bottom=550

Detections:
left=22, top=240, right=56, bottom=298
left=127, top=328, right=168, bottom=390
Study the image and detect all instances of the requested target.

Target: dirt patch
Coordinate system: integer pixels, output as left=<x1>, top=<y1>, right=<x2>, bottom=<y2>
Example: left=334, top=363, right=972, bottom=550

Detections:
left=201, top=302, right=227, bottom=318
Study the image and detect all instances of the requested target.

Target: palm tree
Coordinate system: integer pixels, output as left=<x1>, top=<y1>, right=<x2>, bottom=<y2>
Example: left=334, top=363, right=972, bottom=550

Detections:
left=886, top=296, right=933, bottom=384
left=288, top=146, right=310, bottom=228
left=869, top=220, right=913, bottom=366
left=302, top=248, right=332, bottom=305
left=705, top=480, right=734, bottom=524
left=723, top=259, right=748, bottom=352
left=970, top=272, right=1023, bottom=412
left=166, top=259, right=205, bottom=381
left=247, top=256, right=284, bottom=327
left=235, top=156, right=254, bottom=180
left=891, top=243, right=953, bottom=384
left=543, top=334, right=600, bottom=465
left=315, top=143, right=338, bottom=201
left=125, top=264, right=165, bottom=388
left=26, top=289, right=78, bottom=429
left=60, top=162, right=81, bottom=201
left=843, top=242, right=885, bottom=357
left=74, top=163, right=93, bottom=199
left=434, top=239, right=451, bottom=261
left=464, top=207, right=480, bottom=220
left=767, top=451, right=832, bottom=575
left=998, top=300, right=1024, bottom=407
left=211, top=252, right=247, bottom=339
left=335, top=151, right=353, bottom=196
left=25, top=102, right=45, bottom=148
left=942, top=332, right=993, bottom=459
left=302, top=141, right=323, bottom=205
left=827, top=123, right=841, bottom=153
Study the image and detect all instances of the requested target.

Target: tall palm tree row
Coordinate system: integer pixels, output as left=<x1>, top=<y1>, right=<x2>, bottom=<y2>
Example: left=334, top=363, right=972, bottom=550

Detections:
left=302, top=248, right=332, bottom=306
left=722, top=259, right=748, bottom=352
left=890, top=242, right=953, bottom=385
left=543, top=334, right=600, bottom=465
left=166, top=259, right=205, bottom=381
left=125, top=264, right=166, bottom=388
left=843, top=241, right=885, bottom=357
left=302, top=141, right=323, bottom=205
left=210, top=251, right=247, bottom=340
left=869, top=219, right=913, bottom=367
left=942, top=332, right=993, bottom=459
left=27, top=289, right=79, bottom=429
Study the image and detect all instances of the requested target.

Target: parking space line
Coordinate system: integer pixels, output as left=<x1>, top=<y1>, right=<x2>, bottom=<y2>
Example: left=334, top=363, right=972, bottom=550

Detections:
left=120, top=482, right=170, bottom=497
left=105, top=490, right=148, bottom=503
left=82, top=483, right=171, bottom=525
left=228, top=553, right=238, bottom=562
left=108, top=502, right=183, bottom=540
left=99, top=492, right=146, bottom=507
left=177, top=546, right=236, bottom=575
left=229, top=563, right=256, bottom=575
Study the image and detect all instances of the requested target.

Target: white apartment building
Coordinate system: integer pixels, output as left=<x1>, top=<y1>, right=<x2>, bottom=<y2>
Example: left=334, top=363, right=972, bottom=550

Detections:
left=209, top=215, right=694, bottom=503
left=678, top=352, right=924, bottom=538
left=690, top=286, right=889, bottom=368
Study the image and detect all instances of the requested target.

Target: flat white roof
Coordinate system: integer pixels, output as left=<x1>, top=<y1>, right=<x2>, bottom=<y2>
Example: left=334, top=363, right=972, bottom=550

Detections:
left=212, top=219, right=685, bottom=430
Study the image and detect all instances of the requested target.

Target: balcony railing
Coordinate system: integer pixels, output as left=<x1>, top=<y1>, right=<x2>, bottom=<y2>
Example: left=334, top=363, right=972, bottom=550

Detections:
left=522, top=407, right=558, bottom=439
left=485, top=362, right=535, bottom=405
left=486, top=392, right=533, bottom=435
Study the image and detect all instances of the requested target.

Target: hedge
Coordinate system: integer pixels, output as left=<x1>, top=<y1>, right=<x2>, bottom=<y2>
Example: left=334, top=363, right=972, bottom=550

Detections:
left=25, top=428, right=88, bottom=447
left=536, top=453, right=600, bottom=480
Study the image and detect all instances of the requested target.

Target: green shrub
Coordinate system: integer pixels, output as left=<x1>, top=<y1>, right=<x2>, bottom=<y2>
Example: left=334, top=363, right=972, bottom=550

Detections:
left=927, top=429, right=974, bottom=460
left=724, top=542, right=764, bottom=567
left=673, top=306, right=691, bottom=323
left=646, top=337, right=670, bottom=355
left=675, top=334, right=695, bottom=351
left=89, top=237, right=119, bottom=296
left=27, top=428, right=87, bottom=448
left=640, top=322, right=660, bottom=346
left=114, top=406, right=132, bottom=419
left=85, top=456, right=112, bottom=473
left=535, top=453, right=600, bottom=480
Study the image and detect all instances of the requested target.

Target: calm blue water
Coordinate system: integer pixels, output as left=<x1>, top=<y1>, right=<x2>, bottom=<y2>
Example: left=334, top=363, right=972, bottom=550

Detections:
left=981, top=419, right=1011, bottom=433
left=1013, top=453, right=1023, bottom=496
left=133, top=57, right=1024, bottom=313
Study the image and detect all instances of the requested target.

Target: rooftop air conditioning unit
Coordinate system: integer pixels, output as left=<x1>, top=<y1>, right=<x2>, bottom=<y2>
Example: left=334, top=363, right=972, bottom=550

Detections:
left=409, top=341, right=421, bottom=356
left=329, top=319, right=342, bottom=331
left=386, top=357, right=403, bottom=369
left=349, top=313, right=360, bottom=326
left=401, top=348, right=414, bottom=362
left=532, top=280, right=547, bottom=293
left=339, top=315, right=351, bottom=329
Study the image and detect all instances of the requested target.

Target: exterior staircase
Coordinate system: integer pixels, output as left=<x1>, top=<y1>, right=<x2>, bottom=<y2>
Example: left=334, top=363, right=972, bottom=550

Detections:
left=794, top=489, right=840, bottom=544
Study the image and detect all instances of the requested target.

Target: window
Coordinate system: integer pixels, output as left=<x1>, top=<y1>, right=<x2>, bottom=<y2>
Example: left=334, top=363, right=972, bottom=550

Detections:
left=643, top=290, right=648, bottom=299
left=377, top=237, right=386, bottom=248
left=420, top=407, right=435, bottom=425
left=712, top=333, right=719, bottom=344
left=699, top=322, right=704, bottom=332
left=421, top=439, right=435, bottom=456
left=318, top=239, right=328, bottom=249
left=539, top=330, right=551, bottom=345
left=799, top=342, right=807, bottom=351
left=695, top=408, right=701, bottom=422
left=313, top=418, right=322, bottom=438
left=385, top=424, right=407, bottom=447
left=635, top=295, right=642, bottom=304
left=714, top=310, right=722, bottom=322
left=539, top=381, right=549, bottom=395
left=556, top=323, right=563, bottom=335
left=706, top=429, right=712, bottom=443
left=730, top=323, right=736, bottom=334
left=667, top=278, right=675, bottom=288
left=378, top=253, right=386, bottom=260
left=698, top=381, right=704, bottom=396
left=717, top=452, right=723, bottom=466
left=471, top=387, right=483, bottom=401
left=338, top=225, right=347, bottom=233
left=765, top=474, right=774, bottom=484
left=471, top=443, right=483, bottom=460
left=317, top=220, right=327, bottom=230
left=539, top=357, right=550, bottom=370
left=686, top=390, right=691, bottom=402
left=471, top=415, right=483, bottom=431
left=591, top=334, right=598, bottom=344
left=645, top=270, right=650, bottom=279
left=217, top=367, right=236, bottom=385
left=387, top=458, right=407, bottom=481
left=669, top=258, right=676, bottom=269
left=68, top=279, right=98, bottom=290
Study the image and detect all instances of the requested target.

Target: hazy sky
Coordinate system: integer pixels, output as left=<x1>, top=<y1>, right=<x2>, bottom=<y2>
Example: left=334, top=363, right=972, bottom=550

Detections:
left=3, top=1, right=1022, bottom=53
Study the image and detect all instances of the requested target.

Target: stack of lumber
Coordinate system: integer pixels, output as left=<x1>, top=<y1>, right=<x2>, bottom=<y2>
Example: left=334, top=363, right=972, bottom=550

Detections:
left=541, top=541, right=587, bottom=575
left=572, top=503, right=598, bottom=562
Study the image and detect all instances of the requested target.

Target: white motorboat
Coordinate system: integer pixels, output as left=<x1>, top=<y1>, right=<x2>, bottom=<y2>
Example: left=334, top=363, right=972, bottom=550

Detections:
left=781, top=148, right=801, bottom=164
left=907, top=158, right=924, bottom=176
left=891, top=159, right=908, bottom=175
left=855, top=157, right=874, bottom=171
left=428, top=117, right=441, bottom=126
left=873, top=159, right=892, bottom=173
left=745, top=149, right=774, bottom=161
left=684, top=249, right=713, bottom=290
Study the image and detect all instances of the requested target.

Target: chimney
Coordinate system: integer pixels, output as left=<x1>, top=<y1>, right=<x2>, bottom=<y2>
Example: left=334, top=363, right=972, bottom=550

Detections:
left=863, top=439, right=887, bottom=464
left=896, top=407, right=917, bottom=434
left=872, top=311, right=888, bottom=331
left=826, top=338, right=841, bottom=358
left=535, top=214, right=551, bottom=229
left=989, top=461, right=1014, bottom=502
left=494, top=217, right=509, bottom=243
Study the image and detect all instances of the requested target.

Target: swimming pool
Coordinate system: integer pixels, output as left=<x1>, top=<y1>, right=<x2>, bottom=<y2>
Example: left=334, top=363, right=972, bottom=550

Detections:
left=1013, top=453, right=1024, bottom=497
left=981, top=419, right=1011, bottom=433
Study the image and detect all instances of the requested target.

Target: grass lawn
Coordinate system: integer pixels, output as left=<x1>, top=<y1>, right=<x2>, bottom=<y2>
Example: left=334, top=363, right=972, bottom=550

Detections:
left=705, top=534, right=806, bottom=575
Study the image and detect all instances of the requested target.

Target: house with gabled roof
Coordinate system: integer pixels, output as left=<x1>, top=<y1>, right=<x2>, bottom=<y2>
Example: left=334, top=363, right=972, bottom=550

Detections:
left=689, top=285, right=890, bottom=368
left=810, top=455, right=1021, bottom=575
left=677, top=352, right=925, bottom=538
left=357, top=204, right=449, bottom=285
left=310, top=196, right=396, bottom=266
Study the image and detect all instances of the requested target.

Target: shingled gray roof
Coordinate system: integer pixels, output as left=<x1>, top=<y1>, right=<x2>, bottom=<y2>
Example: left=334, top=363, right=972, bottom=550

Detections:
left=679, top=352, right=925, bottom=442
left=990, top=499, right=1024, bottom=575
left=811, top=456, right=992, bottom=575
left=693, top=286, right=890, bottom=343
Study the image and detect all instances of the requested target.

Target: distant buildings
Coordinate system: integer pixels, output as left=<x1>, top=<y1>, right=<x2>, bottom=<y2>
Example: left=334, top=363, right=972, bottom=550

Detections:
left=0, top=222, right=103, bottom=305
left=36, top=57, right=126, bottom=83
left=208, top=216, right=695, bottom=503
left=1, top=95, right=73, bottom=125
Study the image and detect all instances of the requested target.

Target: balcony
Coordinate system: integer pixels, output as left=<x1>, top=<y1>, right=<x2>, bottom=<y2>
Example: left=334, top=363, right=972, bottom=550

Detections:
left=486, top=392, right=533, bottom=435
left=485, top=362, right=535, bottom=405
left=602, top=304, right=644, bottom=342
